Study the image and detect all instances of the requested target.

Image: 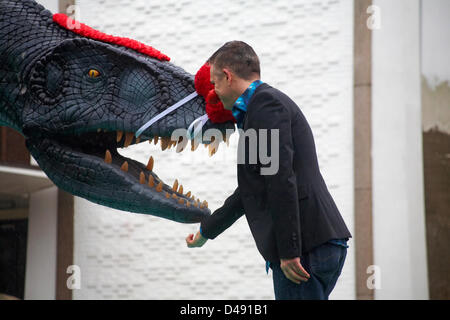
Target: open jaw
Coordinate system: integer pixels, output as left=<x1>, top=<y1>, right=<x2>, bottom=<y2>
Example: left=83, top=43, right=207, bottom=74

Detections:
left=25, top=127, right=231, bottom=224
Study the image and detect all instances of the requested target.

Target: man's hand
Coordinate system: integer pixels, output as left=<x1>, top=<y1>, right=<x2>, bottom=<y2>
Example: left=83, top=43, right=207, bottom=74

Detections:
left=186, top=231, right=208, bottom=248
left=280, top=257, right=310, bottom=284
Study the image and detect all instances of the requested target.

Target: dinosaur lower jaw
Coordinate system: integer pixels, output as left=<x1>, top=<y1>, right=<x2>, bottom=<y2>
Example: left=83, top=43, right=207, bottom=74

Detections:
left=25, top=130, right=219, bottom=223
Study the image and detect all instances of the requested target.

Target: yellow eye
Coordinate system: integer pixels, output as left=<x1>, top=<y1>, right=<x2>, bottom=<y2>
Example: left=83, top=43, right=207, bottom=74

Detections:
left=88, top=69, right=100, bottom=78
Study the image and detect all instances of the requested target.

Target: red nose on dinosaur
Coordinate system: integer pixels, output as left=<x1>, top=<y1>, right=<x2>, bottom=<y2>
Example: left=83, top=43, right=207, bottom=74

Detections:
left=206, top=89, right=220, bottom=104
left=194, top=62, right=236, bottom=124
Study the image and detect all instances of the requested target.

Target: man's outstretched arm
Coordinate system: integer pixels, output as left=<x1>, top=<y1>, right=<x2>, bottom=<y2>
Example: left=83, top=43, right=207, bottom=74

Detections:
left=186, top=186, right=245, bottom=247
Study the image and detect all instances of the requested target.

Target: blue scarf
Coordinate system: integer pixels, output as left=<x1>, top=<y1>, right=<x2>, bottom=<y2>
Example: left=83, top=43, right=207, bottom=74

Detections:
left=231, top=80, right=264, bottom=129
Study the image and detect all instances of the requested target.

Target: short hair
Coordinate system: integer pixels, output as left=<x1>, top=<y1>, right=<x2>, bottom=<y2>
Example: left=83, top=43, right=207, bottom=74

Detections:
left=208, top=41, right=260, bottom=80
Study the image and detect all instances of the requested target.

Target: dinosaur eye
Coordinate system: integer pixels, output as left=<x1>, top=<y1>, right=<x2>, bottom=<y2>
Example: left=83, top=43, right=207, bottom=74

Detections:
left=88, top=69, right=100, bottom=78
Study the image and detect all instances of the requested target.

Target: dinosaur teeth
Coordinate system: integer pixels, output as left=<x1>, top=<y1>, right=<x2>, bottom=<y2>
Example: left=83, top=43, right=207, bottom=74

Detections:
left=139, top=171, right=146, bottom=184
left=208, top=143, right=219, bottom=157
left=160, top=137, right=170, bottom=151
left=104, top=149, right=112, bottom=164
left=168, top=139, right=176, bottom=149
left=208, top=136, right=220, bottom=156
left=106, top=130, right=207, bottom=207
left=222, top=132, right=230, bottom=146
left=174, top=136, right=186, bottom=153
left=124, top=132, right=134, bottom=147
left=176, top=142, right=185, bottom=153
left=223, top=134, right=230, bottom=147
left=191, top=139, right=199, bottom=151
left=117, top=131, right=123, bottom=142
left=172, top=179, right=178, bottom=192
left=146, top=156, right=154, bottom=171
left=148, top=175, right=155, bottom=187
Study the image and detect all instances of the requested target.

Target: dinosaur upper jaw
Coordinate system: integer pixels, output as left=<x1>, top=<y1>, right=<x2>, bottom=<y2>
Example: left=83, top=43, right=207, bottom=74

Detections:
left=24, top=126, right=233, bottom=223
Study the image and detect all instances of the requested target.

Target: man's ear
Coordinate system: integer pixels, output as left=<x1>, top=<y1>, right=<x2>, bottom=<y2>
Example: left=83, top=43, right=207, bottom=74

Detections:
left=223, top=68, right=233, bottom=85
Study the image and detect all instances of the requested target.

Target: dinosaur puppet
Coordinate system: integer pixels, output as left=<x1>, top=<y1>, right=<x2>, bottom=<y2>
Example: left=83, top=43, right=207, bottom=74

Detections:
left=0, top=0, right=236, bottom=223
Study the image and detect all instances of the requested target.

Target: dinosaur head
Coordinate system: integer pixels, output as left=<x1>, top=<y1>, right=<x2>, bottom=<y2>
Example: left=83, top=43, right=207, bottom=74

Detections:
left=8, top=7, right=236, bottom=224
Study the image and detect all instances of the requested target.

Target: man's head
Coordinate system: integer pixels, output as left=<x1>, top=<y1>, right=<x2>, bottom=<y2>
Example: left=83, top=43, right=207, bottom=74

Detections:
left=208, top=41, right=260, bottom=110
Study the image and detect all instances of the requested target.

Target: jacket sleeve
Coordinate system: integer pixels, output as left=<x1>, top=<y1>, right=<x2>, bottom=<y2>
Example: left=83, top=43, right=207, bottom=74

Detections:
left=199, top=186, right=245, bottom=239
left=249, top=91, right=302, bottom=258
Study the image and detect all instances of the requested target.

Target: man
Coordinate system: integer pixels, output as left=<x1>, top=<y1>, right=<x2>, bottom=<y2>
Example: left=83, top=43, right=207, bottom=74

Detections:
left=186, top=41, right=352, bottom=300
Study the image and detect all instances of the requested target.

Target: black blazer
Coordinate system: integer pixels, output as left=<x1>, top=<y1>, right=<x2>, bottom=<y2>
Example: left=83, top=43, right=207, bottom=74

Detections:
left=200, top=83, right=352, bottom=262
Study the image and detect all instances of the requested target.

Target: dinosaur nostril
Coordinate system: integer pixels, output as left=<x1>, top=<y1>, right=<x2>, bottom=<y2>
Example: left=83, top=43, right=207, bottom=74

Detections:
left=45, top=60, right=64, bottom=97
left=30, top=58, right=64, bottom=105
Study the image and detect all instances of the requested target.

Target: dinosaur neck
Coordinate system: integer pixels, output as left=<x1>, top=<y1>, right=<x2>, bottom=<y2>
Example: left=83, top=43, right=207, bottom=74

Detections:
left=0, top=0, right=73, bottom=132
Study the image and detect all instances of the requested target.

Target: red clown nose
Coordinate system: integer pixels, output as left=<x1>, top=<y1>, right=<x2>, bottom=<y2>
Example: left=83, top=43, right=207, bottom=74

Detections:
left=194, top=63, right=236, bottom=124
left=206, top=89, right=220, bottom=104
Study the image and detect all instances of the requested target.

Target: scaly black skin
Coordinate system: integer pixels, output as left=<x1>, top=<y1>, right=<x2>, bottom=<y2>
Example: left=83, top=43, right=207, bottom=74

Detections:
left=0, top=0, right=235, bottom=223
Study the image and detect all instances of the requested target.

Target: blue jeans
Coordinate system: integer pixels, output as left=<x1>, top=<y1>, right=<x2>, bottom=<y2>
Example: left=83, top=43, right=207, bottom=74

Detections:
left=271, top=242, right=347, bottom=300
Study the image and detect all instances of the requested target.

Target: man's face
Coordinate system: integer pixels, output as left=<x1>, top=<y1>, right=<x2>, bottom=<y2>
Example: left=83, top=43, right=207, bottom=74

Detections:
left=210, top=64, right=235, bottom=110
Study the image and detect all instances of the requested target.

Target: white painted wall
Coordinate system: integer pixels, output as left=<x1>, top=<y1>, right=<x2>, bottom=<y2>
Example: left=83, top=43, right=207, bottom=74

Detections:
left=421, top=0, right=450, bottom=87
left=421, top=0, right=450, bottom=135
left=372, top=0, right=428, bottom=299
left=24, top=186, right=58, bottom=300
left=72, top=0, right=355, bottom=299
left=36, top=0, right=58, bottom=14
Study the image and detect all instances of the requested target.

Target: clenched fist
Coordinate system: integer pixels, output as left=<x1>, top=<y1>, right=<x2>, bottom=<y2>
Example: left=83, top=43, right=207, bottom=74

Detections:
left=186, top=231, right=208, bottom=248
